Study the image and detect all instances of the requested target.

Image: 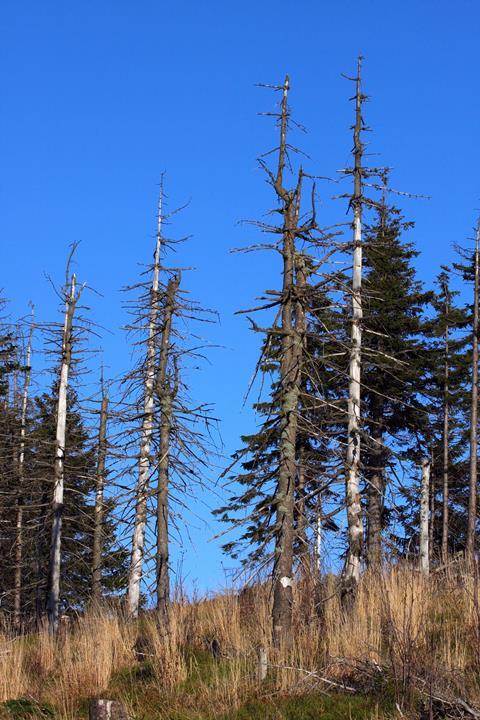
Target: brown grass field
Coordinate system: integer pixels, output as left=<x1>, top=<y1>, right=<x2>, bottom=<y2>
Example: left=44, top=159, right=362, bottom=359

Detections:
left=1, top=565, right=479, bottom=719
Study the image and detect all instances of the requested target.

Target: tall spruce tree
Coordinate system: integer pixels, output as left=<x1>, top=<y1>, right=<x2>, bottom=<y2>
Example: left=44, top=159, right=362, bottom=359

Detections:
left=361, top=197, right=429, bottom=567
left=422, top=269, right=469, bottom=560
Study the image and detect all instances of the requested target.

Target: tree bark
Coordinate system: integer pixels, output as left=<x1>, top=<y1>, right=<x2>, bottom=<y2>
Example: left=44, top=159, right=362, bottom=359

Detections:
left=47, top=274, right=77, bottom=634
left=271, top=76, right=303, bottom=649
left=429, top=457, right=435, bottom=564
left=155, top=273, right=180, bottom=625
left=343, top=57, right=364, bottom=600
left=467, top=224, right=480, bottom=564
left=92, top=378, right=109, bottom=606
left=441, top=291, right=450, bottom=563
left=314, top=490, right=322, bottom=578
left=89, top=699, right=128, bottom=720
left=127, top=197, right=163, bottom=618
left=272, top=199, right=298, bottom=649
left=13, top=314, right=34, bottom=631
left=419, top=457, right=430, bottom=574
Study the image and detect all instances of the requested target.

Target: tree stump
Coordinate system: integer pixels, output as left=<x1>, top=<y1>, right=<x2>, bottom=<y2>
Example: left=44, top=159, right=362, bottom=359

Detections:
left=89, top=699, right=129, bottom=720
left=257, top=645, right=268, bottom=681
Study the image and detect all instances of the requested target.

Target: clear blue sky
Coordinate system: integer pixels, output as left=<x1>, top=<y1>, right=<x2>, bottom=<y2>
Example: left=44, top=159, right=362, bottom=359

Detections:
left=1, top=0, right=479, bottom=593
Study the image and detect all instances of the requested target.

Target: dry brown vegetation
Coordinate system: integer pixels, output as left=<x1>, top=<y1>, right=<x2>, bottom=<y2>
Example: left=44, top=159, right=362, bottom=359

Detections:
left=1, top=566, right=479, bottom=719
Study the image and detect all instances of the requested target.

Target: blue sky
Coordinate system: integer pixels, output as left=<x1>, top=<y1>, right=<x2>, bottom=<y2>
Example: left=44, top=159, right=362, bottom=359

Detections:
left=1, top=0, right=479, bottom=593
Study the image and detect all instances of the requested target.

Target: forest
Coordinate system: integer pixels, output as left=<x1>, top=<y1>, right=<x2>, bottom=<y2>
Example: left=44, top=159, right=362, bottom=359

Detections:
left=1, top=40, right=480, bottom=720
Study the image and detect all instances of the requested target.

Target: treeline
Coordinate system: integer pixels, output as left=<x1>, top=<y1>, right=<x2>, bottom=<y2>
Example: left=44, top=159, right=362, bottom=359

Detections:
left=0, top=60, right=478, bottom=647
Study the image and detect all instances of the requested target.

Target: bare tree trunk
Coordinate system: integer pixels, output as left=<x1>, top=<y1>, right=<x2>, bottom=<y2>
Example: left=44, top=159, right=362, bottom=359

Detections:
left=467, top=223, right=480, bottom=564
left=127, top=197, right=163, bottom=618
left=156, top=273, right=180, bottom=625
left=34, top=487, right=50, bottom=626
left=420, top=457, right=431, bottom=574
left=314, top=491, right=322, bottom=578
left=272, top=201, right=298, bottom=649
left=343, top=57, right=364, bottom=600
left=441, top=300, right=450, bottom=563
left=13, top=312, right=34, bottom=631
left=92, top=376, right=109, bottom=606
left=429, top=456, right=435, bottom=564
left=271, top=76, right=304, bottom=649
left=47, top=274, right=77, bottom=634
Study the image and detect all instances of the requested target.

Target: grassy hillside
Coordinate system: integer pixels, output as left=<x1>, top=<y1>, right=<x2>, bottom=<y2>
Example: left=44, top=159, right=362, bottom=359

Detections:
left=1, top=566, right=479, bottom=719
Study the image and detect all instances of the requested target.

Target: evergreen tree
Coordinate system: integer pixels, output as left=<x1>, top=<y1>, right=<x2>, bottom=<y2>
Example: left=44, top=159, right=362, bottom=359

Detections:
left=0, top=298, right=19, bottom=614
left=442, top=234, right=480, bottom=556
left=361, top=198, right=430, bottom=567
left=19, top=387, right=127, bottom=617
left=215, top=271, right=343, bottom=574
left=423, top=269, right=469, bottom=559
left=395, top=269, right=470, bottom=560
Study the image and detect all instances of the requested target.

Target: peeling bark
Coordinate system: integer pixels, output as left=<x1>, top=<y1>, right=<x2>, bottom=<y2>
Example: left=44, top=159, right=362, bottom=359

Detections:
left=47, top=273, right=78, bottom=634
left=343, top=57, right=364, bottom=601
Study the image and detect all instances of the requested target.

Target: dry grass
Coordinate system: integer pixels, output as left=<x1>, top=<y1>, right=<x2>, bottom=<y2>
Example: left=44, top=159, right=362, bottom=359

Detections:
left=0, top=612, right=136, bottom=707
left=1, top=565, right=479, bottom=718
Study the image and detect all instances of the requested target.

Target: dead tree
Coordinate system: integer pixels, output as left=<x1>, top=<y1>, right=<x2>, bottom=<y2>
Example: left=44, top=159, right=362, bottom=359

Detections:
left=238, top=76, right=333, bottom=647
left=155, top=273, right=181, bottom=625
left=429, top=448, right=435, bottom=565
left=120, top=183, right=216, bottom=618
left=47, top=252, right=85, bottom=634
left=466, top=221, right=480, bottom=564
left=92, top=373, right=109, bottom=606
left=342, top=56, right=365, bottom=600
left=13, top=308, right=34, bottom=630
left=210, top=74, right=344, bottom=646
left=126, top=192, right=163, bottom=618
left=441, top=275, right=450, bottom=563
left=266, top=76, right=305, bottom=649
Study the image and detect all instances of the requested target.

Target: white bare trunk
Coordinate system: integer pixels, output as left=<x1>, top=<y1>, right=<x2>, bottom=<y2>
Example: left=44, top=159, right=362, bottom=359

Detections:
left=344, top=58, right=364, bottom=593
left=47, top=276, right=76, bottom=633
left=419, top=457, right=430, bottom=574
left=14, top=313, right=34, bottom=629
left=345, top=209, right=363, bottom=585
left=127, top=199, right=163, bottom=617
